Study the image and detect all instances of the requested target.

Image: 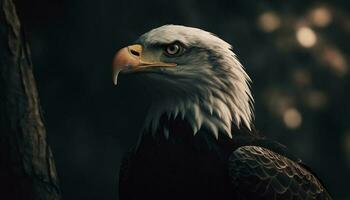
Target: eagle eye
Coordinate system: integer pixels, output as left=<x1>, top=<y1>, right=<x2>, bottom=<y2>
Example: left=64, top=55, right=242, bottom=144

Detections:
left=164, top=42, right=185, bottom=57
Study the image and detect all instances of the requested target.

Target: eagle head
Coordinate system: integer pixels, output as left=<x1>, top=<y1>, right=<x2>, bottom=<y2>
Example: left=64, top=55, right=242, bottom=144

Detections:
left=113, top=25, right=254, bottom=139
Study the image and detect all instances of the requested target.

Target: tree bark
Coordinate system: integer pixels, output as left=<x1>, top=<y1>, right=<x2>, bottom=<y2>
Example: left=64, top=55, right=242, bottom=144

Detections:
left=0, top=0, right=61, bottom=199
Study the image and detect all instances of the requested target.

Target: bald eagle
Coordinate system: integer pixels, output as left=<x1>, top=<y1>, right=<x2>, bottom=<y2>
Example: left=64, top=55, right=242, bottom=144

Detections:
left=113, top=25, right=332, bottom=200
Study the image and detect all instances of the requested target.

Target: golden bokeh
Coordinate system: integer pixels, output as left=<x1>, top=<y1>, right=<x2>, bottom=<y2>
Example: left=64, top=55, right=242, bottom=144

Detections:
left=258, top=12, right=281, bottom=32
left=283, top=108, right=302, bottom=129
left=296, top=27, right=317, bottom=48
left=309, top=7, right=332, bottom=27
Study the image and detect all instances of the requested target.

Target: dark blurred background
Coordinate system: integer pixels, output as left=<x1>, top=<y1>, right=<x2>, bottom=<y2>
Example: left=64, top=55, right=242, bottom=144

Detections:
left=14, top=0, right=350, bottom=199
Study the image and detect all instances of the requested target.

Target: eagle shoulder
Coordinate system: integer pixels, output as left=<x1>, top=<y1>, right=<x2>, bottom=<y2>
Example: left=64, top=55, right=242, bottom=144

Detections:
left=228, top=146, right=332, bottom=200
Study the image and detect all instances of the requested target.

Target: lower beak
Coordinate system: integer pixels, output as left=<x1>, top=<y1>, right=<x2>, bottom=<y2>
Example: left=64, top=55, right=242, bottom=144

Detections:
left=112, top=44, right=176, bottom=85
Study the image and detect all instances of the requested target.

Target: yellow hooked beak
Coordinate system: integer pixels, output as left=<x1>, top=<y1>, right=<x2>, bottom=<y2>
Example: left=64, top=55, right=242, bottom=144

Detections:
left=112, top=44, right=177, bottom=85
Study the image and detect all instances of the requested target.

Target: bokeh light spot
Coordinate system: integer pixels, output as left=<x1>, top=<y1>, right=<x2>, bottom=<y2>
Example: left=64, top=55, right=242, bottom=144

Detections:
left=283, top=108, right=302, bottom=129
left=258, top=12, right=281, bottom=32
left=322, top=47, right=348, bottom=76
left=309, top=7, right=332, bottom=27
left=296, top=27, right=317, bottom=48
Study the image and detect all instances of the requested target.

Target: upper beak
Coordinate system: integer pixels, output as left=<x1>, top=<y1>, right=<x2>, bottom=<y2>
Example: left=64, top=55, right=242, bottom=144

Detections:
left=112, top=44, right=177, bottom=85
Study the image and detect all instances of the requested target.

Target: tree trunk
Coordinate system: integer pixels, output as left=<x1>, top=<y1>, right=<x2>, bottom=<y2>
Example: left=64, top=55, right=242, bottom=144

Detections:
left=0, top=0, right=61, bottom=199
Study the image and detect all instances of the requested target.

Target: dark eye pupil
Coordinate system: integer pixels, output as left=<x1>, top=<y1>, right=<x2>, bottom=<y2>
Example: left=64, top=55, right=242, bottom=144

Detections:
left=167, top=44, right=179, bottom=54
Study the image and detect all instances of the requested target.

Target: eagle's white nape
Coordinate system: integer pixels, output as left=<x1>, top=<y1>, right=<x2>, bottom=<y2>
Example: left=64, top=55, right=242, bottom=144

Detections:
left=138, top=25, right=254, bottom=139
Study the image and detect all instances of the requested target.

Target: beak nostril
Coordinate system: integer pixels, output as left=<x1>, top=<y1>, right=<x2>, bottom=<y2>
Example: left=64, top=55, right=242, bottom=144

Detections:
left=130, top=49, right=140, bottom=57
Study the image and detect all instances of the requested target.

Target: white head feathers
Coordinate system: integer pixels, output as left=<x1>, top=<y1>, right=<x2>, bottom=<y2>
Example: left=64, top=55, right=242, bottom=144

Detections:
left=136, top=25, right=254, bottom=139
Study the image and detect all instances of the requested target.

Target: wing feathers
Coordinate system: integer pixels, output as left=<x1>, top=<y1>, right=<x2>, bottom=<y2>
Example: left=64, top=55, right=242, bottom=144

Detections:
left=228, top=146, right=332, bottom=199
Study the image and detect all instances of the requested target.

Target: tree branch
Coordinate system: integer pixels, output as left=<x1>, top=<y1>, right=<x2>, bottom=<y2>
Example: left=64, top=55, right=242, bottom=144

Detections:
left=0, top=0, right=61, bottom=199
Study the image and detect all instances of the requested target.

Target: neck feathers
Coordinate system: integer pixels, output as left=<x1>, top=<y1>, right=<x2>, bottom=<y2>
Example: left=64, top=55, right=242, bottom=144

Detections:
left=142, top=85, right=253, bottom=139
